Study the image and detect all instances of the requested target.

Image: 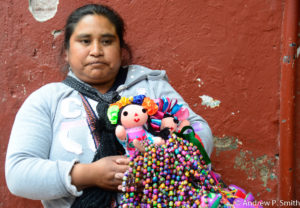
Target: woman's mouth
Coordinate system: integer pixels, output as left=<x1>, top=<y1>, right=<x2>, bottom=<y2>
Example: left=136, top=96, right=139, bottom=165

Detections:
left=134, top=118, right=140, bottom=122
left=86, top=61, right=107, bottom=66
left=90, top=62, right=104, bottom=66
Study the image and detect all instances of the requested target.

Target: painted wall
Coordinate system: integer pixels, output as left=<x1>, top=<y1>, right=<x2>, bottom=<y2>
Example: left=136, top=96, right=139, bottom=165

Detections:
left=0, top=0, right=296, bottom=207
left=295, top=16, right=300, bottom=202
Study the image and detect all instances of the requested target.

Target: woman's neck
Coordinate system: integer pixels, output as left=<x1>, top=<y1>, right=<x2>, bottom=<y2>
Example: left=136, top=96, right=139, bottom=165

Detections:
left=91, top=79, right=116, bottom=94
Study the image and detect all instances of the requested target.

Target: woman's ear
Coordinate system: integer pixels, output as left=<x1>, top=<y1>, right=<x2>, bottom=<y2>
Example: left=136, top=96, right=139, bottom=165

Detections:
left=65, top=51, right=69, bottom=62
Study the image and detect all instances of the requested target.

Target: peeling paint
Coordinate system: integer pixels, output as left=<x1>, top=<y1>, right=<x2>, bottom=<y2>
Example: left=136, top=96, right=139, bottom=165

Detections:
left=196, top=78, right=204, bottom=88
left=199, top=95, right=221, bottom=108
left=51, top=30, right=62, bottom=39
left=29, top=0, right=59, bottom=22
left=283, top=55, right=290, bottom=63
left=213, top=136, right=241, bottom=156
left=270, top=173, right=277, bottom=180
left=231, top=110, right=240, bottom=115
left=11, top=84, right=27, bottom=98
left=234, top=150, right=276, bottom=187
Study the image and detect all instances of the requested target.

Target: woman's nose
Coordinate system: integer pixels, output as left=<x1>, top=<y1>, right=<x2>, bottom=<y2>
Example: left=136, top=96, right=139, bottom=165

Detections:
left=90, top=41, right=103, bottom=57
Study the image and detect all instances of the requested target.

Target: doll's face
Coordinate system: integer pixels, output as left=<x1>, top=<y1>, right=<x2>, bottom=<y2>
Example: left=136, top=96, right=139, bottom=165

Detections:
left=161, top=116, right=178, bottom=133
left=120, top=104, right=148, bottom=129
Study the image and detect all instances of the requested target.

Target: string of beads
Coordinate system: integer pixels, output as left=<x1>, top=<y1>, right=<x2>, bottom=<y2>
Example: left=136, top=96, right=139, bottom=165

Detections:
left=120, top=133, right=221, bottom=208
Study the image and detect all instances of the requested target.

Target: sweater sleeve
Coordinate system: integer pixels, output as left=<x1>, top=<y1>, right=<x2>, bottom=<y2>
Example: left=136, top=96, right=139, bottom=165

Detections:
left=5, top=86, right=82, bottom=200
left=148, top=73, right=214, bottom=156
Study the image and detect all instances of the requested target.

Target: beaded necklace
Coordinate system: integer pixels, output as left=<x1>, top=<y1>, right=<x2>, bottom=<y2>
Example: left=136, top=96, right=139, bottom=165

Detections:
left=119, top=133, right=263, bottom=208
left=120, top=133, right=220, bottom=208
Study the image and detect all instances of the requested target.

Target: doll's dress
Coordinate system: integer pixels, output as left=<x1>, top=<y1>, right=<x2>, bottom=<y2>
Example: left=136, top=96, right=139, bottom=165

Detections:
left=126, top=126, right=147, bottom=155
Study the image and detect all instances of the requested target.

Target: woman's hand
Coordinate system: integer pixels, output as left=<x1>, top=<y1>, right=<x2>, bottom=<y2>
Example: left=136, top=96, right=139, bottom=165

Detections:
left=71, top=155, right=130, bottom=191
left=70, top=141, right=147, bottom=192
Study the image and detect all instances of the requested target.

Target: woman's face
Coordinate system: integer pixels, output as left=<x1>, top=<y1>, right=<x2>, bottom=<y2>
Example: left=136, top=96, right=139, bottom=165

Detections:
left=66, top=14, right=122, bottom=92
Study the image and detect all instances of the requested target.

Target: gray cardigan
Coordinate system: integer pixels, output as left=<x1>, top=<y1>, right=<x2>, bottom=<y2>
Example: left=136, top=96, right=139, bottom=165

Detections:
left=5, top=65, right=213, bottom=208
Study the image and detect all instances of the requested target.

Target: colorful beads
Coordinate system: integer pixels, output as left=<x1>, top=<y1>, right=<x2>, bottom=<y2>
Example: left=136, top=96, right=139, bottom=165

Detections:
left=119, top=133, right=262, bottom=207
left=120, top=134, right=221, bottom=207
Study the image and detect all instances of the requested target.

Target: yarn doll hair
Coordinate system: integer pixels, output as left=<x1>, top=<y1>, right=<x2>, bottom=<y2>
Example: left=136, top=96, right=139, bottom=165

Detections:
left=163, top=113, right=179, bottom=124
left=150, top=96, right=190, bottom=132
left=107, top=95, right=157, bottom=124
left=107, top=95, right=170, bottom=140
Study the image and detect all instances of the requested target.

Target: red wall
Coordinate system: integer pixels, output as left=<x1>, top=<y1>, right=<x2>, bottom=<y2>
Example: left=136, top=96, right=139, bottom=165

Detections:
left=1, top=0, right=296, bottom=207
left=295, top=13, right=300, bottom=202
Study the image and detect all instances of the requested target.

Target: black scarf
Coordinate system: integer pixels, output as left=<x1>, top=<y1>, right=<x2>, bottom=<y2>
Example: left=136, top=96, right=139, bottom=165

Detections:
left=62, top=69, right=127, bottom=208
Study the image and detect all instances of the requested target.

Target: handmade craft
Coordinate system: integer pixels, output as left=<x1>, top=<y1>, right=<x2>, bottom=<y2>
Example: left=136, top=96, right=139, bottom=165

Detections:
left=150, top=97, right=207, bottom=155
left=150, top=97, right=190, bottom=134
left=107, top=95, right=165, bottom=156
left=119, top=131, right=263, bottom=208
left=110, top=96, right=263, bottom=207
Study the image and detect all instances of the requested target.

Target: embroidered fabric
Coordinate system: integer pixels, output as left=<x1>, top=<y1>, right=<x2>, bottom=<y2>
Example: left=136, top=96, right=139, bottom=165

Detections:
left=79, top=94, right=101, bottom=149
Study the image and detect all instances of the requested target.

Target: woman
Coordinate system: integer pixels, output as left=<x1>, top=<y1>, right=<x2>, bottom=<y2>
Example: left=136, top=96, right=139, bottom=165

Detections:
left=5, top=4, right=213, bottom=208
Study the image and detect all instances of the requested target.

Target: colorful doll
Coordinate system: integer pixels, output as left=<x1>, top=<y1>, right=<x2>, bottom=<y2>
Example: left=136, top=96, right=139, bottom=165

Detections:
left=107, top=95, right=164, bottom=156
left=150, top=96, right=191, bottom=135
left=151, top=96, right=210, bottom=163
left=160, top=114, right=190, bottom=134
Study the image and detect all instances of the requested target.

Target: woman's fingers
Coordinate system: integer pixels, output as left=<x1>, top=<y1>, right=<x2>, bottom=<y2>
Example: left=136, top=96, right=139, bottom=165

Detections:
left=133, top=139, right=145, bottom=153
left=87, top=155, right=130, bottom=191
left=115, top=156, right=130, bottom=165
left=114, top=172, right=124, bottom=180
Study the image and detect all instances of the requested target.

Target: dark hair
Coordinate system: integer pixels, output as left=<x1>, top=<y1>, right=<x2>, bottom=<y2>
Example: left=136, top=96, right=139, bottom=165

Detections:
left=163, top=113, right=179, bottom=124
left=62, top=4, right=132, bottom=67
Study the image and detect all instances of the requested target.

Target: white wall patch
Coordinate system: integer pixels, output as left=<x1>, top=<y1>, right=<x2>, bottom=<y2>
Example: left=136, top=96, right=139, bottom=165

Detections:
left=199, top=95, right=221, bottom=108
left=29, top=0, right=59, bottom=22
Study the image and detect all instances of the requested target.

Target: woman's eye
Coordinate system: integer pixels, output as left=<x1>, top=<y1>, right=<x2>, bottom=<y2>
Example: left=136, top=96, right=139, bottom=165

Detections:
left=123, top=111, right=128, bottom=116
left=101, top=39, right=113, bottom=46
left=80, top=39, right=90, bottom=45
left=142, top=109, right=147, bottom=113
